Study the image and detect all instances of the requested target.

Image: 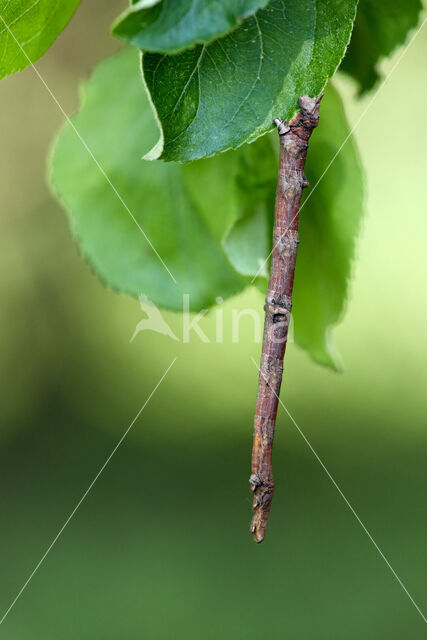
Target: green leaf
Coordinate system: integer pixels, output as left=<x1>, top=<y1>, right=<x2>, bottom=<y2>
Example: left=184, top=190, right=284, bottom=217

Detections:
left=340, top=0, right=423, bottom=93
left=0, top=0, right=81, bottom=80
left=112, top=0, right=269, bottom=55
left=50, top=49, right=275, bottom=311
left=293, top=86, right=364, bottom=368
left=141, top=0, right=358, bottom=163
left=50, top=50, right=363, bottom=369
left=224, top=84, right=364, bottom=369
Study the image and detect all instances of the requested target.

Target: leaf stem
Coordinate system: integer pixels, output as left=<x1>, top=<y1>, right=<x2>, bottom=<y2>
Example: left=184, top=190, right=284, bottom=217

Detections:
left=250, top=94, right=323, bottom=543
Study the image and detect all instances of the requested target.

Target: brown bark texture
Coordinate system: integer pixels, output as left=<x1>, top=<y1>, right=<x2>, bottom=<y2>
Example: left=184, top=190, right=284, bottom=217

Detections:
left=250, top=94, right=322, bottom=543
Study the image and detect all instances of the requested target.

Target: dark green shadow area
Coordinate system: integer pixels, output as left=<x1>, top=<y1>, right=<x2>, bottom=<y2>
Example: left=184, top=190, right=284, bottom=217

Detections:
left=0, top=404, right=425, bottom=639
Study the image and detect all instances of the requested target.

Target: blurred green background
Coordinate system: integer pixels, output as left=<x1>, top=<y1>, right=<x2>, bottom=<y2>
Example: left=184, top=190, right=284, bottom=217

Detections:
left=0, top=1, right=426, bottom=637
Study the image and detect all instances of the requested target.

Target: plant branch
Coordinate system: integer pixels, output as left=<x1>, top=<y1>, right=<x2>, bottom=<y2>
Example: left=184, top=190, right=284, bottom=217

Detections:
left=249, top=94, right=323, bottom=543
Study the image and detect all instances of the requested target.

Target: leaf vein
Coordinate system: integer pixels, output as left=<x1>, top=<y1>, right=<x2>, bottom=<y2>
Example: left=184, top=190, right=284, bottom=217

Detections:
left=225, top=15, right=264, bottom=126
